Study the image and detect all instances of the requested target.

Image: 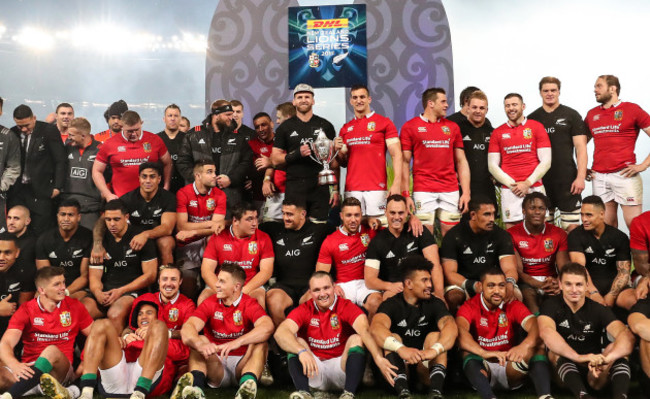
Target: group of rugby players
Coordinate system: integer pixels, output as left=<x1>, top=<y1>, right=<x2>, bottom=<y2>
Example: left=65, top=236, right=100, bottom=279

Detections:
left=0, top=73, right=649, bottom=399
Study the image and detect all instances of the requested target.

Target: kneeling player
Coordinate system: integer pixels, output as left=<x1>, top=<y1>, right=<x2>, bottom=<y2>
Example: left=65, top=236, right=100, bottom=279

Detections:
left=274, top=271, right=396, bottom=399
left=538, top=262, right=634, bottom=399
left=370, top=255, right=457, bottom=399
left=172, top=263, right=273, bottom=399
left=78, top=302, right=169, bottom=399
left=0, top=267, right=93, bottom=399
left=456, top=268, right=553, bottom=399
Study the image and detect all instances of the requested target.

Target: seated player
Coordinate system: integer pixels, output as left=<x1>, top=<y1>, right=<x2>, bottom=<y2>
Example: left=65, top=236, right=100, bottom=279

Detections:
left=0, top=233, right=35, bottom=334
left=81, top=200, right=157, bottom=331
left=274, top=271, right=396, bottom=399
left=630, top=210, right=650, bottom=297
left=260, top=197, right=334, bottom=327
left=508, top=193, right=569, bottom=313
left=171, top=263, right=274, bottom=399
left=128, top=264, right=195, bottom=374
left=370, top=255, right=457, bottom=399
left=456, top=268, right=553, bottom=399
left=441, top=196, right=518, bottom=313
left=364, top=195, right=443, bottom=301
left=568, top=195, right=635, bottom=309
left=35, top=198, right=92, bottom=299
left=0, top=267, right=93, bottom=399
left=538, top=262, right=634, bottom=399
left=316, top=197, right=383, bottom=318
left=199, top=203, right=273, bottom=307
left=175, top=160, right=226, bottom=299
left=628, top=295, right=650, bottom=393
left=6, top=206, right=37, bottom=285
left=78, top=301, right=169, bottom=399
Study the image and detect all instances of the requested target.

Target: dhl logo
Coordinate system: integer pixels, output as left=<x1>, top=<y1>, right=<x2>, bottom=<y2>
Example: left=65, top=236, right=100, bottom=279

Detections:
left=307, top=18, right=348, bottom=29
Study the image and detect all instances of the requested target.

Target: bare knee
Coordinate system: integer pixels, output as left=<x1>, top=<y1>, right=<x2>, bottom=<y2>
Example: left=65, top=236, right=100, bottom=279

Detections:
left=364, top=293, right=382, bottom=313
left=347, top=334, right=363, bottom=348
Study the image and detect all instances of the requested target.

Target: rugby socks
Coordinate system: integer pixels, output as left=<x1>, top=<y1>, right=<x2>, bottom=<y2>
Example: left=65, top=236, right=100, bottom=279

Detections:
left=556, top=358, right=587, bottom=398
left=609, top=358, right=631, bottom=399
left=80, top=373, right=97, bottom=397
left=385, top=352, right=408, bottom=394
left=134, top=376, right=152, bottom=395
left=8, top=356, right=52, bottom=397
left=463, top=358, right=495, bottom=399
left=428, top=364, right=446, bottom=395
left=529, top=355, right=551, bottom=396
left=640, top=370, right=650, bottom=394
left=344, top=346, right=366, bottom=393
left=239, top=372, right=258, bottom=386
left=190, top=370, right=207, bottom=389
left=287, top=354, right=310, bottom=392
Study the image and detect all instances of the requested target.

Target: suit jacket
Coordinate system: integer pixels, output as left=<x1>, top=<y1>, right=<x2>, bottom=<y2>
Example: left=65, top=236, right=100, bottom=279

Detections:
left=11, top=121, right=66, bottom=198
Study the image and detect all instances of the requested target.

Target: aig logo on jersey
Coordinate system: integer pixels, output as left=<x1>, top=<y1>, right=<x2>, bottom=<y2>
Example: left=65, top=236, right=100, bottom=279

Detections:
left=206, top=199, right=216, bottom=211
left=233, top=310, right=243, bottom=326
left=248, top=241, right=258, bottom=255
left=70, top=167, right=87, bottom=179
left=523, top=128, right=532, bottom=139
left=168, top=308, right=179, bottom=322
left=330, top=313, right=340, bottom=330
left=60, top=311, right=72, bottom=327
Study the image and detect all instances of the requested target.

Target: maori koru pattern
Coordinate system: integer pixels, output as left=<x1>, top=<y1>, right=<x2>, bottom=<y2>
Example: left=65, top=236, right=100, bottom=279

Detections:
left=206, top=0, right=453, bottom=130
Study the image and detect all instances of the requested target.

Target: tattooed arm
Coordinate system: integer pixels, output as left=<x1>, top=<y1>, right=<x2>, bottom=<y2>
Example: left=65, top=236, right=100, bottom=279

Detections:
left=604, top=260, right=631, bottom=307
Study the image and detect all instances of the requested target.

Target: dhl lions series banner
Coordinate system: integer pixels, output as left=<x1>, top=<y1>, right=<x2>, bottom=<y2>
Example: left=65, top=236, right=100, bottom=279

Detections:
left=288, top=5, right=367, bottom=88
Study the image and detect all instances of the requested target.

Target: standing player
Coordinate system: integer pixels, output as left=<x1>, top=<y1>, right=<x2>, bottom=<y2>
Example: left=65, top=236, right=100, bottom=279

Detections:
left=538, top=262, right=633, bottom=399
left=567, top=195, right=635, bottom=309
left=447, top=86, right=481, bottom=124
left=456, top=268, right=552, bottom=399
left=260, top=198, right=333, bottom=327
left=585, top=75, right=650, bottom=229
left=508, top=193, right=569, bottom=313
left=35, top=199, right=92, bottom=299
left=199, top=203, right=273, bottom=306
left=175, top=160, right=227, bottom=298
left=248, top=112, right=276, bottom=214
left=82, top=200, right=157, bottom=330
left=262, top=105, right=292, bottom=223
left=335, top=85, right=402, bottom=218
left=157, top=104, right=187, bottom=194
left=0, top=102, right=21, bottom=230
left=79, top=302, right=169, bottom=399
left=400, top=88, right=471, bottom=236
left=441, top=196, right=518, bottom=313
left=316, top=197, right=382, bottom=317
left=95, top=100, right=127, bottom=144
left=54, top=103, right=74, bottom=143
left=528, top=77, right=588, bottom=231
left=488, top=93, right=552, bottom=229
left=92, top=110, right=172, bottom=199
left=370, top=255, right=457, bottom=399
left=456, top=91, right=497, bottom=208
left=64, top=117, right=103, bottom=230
left=271, top=84, right=340, bottom=222
left=172, top=263, right=274, bottom=399
left=364, top=195, right=443, bottom=301
left=0, top=267, right=93, bottom=399
left=274, top=271, right=396, bottom=399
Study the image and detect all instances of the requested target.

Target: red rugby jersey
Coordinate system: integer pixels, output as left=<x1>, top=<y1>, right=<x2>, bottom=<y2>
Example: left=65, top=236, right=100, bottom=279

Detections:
left=203, top=227, right=274, bottom=284
left=287, top=296, right=364, bottom=360
left=508, top=222, right=568, bottom=277
left=317, top=226, right=376, bottom=283
left=488, top=118, right=551, bottom=187
left=340, top=112, right=398, bottom=191
left=585, top=102, right=650, bottom=173
left=400, top=115, right=463, bottom=193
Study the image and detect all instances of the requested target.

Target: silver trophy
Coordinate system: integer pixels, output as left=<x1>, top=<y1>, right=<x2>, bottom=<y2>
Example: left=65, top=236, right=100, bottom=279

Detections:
left=309, top=129, right=339, bottom=185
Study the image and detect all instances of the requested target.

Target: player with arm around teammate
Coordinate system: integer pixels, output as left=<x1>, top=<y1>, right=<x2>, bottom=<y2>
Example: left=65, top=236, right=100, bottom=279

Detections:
left=538, top=262, right=634, bottom=399
left=274, top=271, right=396, bottom=399
left=370, top=255, right=457, bottom=399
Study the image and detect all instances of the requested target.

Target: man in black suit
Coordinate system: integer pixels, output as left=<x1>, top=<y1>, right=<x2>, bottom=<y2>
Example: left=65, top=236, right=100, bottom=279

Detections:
left=9, top=105, right=66, bottom=233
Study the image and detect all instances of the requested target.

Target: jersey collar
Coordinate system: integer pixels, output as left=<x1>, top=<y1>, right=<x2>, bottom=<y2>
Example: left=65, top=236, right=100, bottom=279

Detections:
left=355, top=111, right=375, bottom=120
left=121, top=131, right=143, bottom=142
left=480, top=293, right=503, bottom=312
left=506, top=117, right=527, bottom=128
left=419, top=114, right=441, bottom=123
left=220, top=293, right=243, bottom=307
left=317, top=295, right=338, bottom=312
left=523, top=221, right=546, bottom=236
left=159, top=291, right=180, bottom=305
left=600, top=100, right=622, bottom=110
left=192, top=182, right=212, bottom=196
left=37, top=296, right=62, bottom=312
left=338, top=226, right=360, bottom=236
